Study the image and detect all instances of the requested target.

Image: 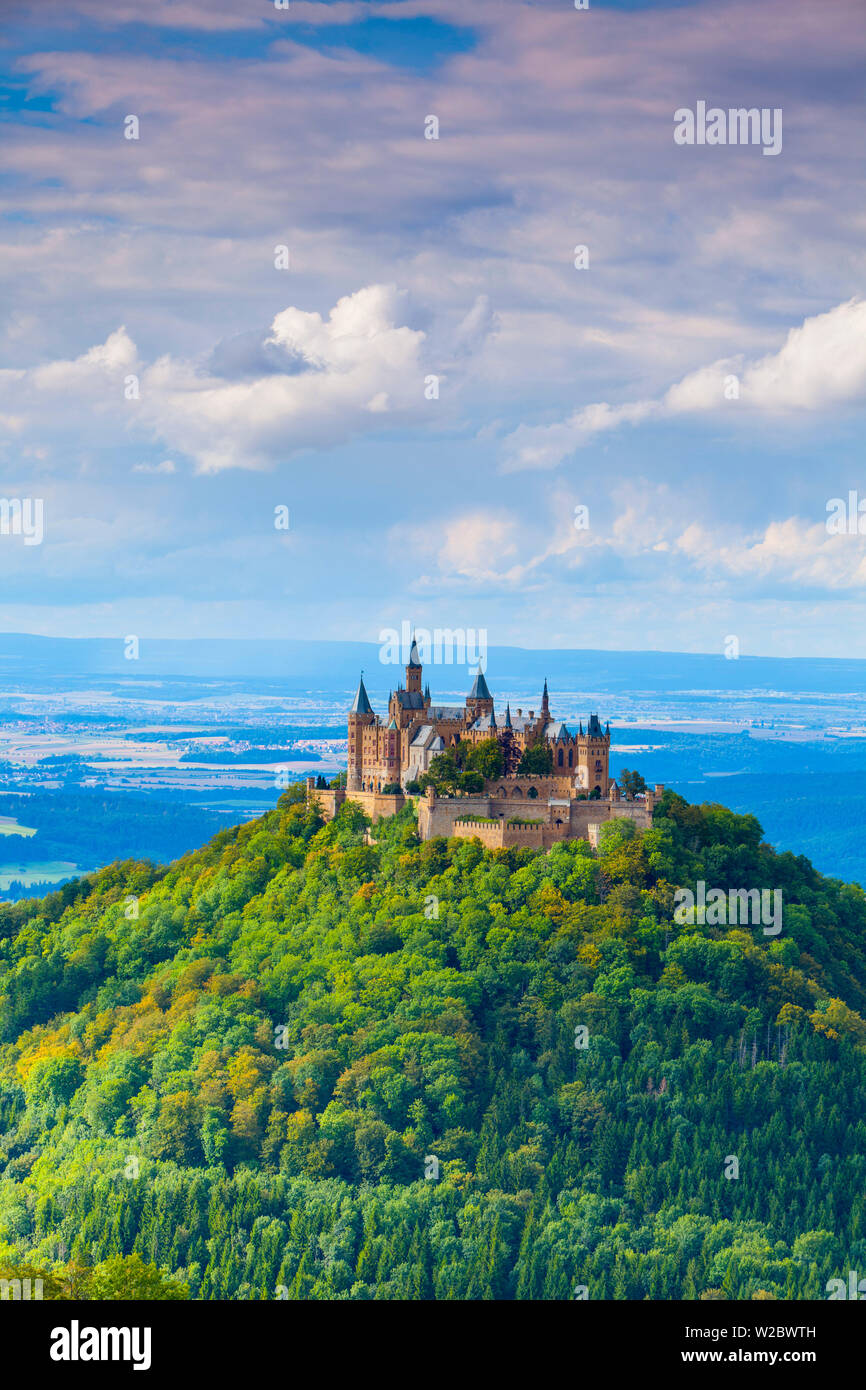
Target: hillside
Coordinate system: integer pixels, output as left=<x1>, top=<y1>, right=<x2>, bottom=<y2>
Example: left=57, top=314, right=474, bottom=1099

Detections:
left=0, top=786, right=865, bottom=1300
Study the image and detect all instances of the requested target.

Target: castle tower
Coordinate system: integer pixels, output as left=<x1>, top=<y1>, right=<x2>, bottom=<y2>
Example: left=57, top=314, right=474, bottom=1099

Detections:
left=575, top=712, right=610, bottom=796
left=406, top=633, right=423, bottom=696
left=347, top=673, right=375, bottom=792
left=541, top=677, right=550, bottom=720
left=465, top=665, right=494, bottom=723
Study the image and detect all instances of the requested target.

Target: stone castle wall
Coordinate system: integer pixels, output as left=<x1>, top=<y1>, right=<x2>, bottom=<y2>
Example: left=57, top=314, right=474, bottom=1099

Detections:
left=308, top=786, right=407, bottom=824
left=308, top=778, right=659, bottom=846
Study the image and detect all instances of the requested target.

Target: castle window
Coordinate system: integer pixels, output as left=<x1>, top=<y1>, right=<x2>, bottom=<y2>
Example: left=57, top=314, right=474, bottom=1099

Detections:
left=568, top=749, right=573, bottom=767
left=557, top=749, right=564, bottom=767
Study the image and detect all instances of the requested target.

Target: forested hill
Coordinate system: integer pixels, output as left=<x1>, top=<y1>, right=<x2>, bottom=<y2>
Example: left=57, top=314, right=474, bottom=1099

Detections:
left=1, top=786, right=865, bottom=1301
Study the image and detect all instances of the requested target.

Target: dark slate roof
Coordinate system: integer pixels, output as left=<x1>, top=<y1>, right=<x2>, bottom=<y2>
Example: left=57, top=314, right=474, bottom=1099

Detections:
left=544, top=720, right=570, bottom=741
left=470, top=713, right=499, bottom=732
left=350, top=676, right=373, bottom=715
left=504, top=703, right=513, bottom=729
left=396, top=690, right=425, bottom=710
left=468, top=667, right=492, bottom=700
left=427, top=704, right=463, bottom=720
left=587, top=713, right=605, bottom=738
left=408, top=635, right=422, bottom=668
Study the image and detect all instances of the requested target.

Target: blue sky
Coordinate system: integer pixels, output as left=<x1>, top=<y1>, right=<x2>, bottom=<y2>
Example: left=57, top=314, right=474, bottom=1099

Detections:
left=0, top=0, right=864, bottom=657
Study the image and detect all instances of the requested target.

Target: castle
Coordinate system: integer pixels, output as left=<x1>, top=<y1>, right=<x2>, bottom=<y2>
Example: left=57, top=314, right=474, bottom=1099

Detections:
left=308, top=639, right=664, bottom=849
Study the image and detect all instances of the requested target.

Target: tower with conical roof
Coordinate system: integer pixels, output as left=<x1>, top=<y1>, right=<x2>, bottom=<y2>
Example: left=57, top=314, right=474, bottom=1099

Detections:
left=347, top=673, right=375, bottom=792
left=465, top=664, right=494, bottom=723
left=405, top=632, right=423, bottom=696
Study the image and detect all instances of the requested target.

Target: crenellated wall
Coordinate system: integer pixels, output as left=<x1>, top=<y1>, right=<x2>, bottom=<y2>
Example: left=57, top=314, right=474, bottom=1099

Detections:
left=417, top=788, right=652, bottom=842
left=308, top=776, right=660, bottom=846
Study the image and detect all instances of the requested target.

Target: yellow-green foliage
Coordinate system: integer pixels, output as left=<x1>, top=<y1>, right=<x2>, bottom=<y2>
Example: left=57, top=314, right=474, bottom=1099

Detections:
left=0, top=788, right=864, bottom=1300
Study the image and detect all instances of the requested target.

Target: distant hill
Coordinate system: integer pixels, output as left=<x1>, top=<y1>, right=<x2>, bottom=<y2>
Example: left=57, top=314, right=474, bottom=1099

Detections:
left=2, top=630, right=866, bottom=695
left=0, top=787, right=864, bottom=1300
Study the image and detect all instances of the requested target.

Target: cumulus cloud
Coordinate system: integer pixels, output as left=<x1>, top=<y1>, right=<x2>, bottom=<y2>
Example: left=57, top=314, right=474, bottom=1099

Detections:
left=404, top=482, right=866, bottom=605
left=502, top=299, right=866, bottom=471
left=0, top=286, right=428, bottom=473
left=142, top=284, right=427, bottom=472
left=435, top=512, right=519, bottom=582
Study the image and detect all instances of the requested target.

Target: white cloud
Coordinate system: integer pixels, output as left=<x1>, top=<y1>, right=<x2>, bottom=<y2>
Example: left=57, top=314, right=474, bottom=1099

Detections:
left=0, top=287, right=427, bottom=474
left=502, top=299, right=866, bottom=471
left=142, top=284, right=427, bottom=472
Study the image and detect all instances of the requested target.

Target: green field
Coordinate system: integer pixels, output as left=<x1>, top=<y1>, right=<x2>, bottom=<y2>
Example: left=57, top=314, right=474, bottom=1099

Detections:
left=0, top=860, right=78, bottom=889
left=0, top=816, right=36, bottom=837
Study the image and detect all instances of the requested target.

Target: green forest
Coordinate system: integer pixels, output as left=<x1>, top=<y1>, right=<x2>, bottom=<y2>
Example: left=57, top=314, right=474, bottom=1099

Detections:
left=1, top=785, right=865, bottom=1300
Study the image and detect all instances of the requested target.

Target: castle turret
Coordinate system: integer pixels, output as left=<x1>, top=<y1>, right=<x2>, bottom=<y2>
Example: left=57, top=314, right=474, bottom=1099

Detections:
left=348, top=673, right=375, bottom=791
left=541, top=677, right=550, bottom=719
left=406, top=633, right=423, bottom=696
left=576, top=712, right=610, bottom=796
left=465, top=665, right=494, bottom=723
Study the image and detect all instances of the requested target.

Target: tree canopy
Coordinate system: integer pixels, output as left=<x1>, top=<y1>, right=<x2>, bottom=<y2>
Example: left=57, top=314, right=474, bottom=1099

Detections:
left=0, top=785, right=864, bottom=1300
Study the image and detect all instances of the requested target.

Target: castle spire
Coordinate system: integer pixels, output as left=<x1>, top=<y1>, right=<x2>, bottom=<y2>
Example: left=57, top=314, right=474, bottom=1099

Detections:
left=468, top=665, right=491, bottom=701
left=350, top=673, right=372, bottom=715
left=504, top=703, right=512, bottom=729
left=405, top=631, right=423, bottom=695
left=541, top=676, right=550, bottom=716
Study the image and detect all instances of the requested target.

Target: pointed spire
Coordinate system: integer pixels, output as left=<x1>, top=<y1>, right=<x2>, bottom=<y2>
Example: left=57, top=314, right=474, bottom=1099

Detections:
left=350, top=673, right=372, bottom=715
left=504, top=702, right=512, bottom=729
left=468, top=665, right=492, bottom=701
left=579, top=721, right=584, bottom=736
left=408, top=632, right=422, bottom=667
left=490, top=708, right=497, bottom=730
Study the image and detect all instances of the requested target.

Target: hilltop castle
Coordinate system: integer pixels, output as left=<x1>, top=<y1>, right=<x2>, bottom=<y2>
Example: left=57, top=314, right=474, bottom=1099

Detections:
left=347, top=635, right=612, bottom=794
left=309, top=639, right=664, bottom=849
